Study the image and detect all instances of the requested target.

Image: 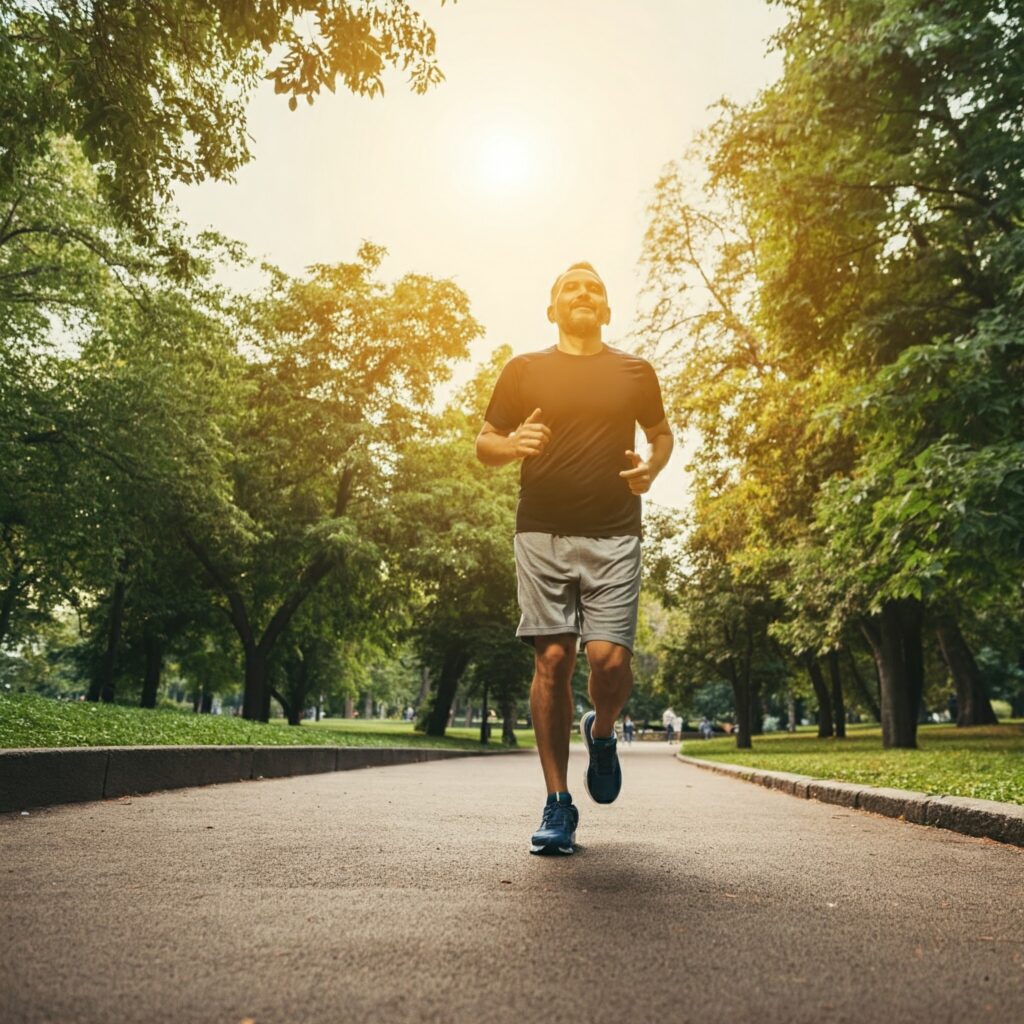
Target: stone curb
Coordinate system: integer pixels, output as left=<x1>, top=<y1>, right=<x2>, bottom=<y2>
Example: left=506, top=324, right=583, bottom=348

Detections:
left=0, top=745, right=514, bottom=813
left=676, top=753, right=1024, bottom=847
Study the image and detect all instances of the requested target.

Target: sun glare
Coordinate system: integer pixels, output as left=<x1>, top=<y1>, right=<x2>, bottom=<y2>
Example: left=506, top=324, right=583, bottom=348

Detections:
left=475, top=129, right=535, bottom=192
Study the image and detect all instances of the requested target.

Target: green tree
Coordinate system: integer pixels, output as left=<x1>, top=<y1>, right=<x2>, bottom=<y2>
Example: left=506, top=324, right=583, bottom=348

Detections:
left=1, top=0, right=448, bottom=227
left=641, top=0, right=1022, bottom=747
left=181, top=244, right=479, bottom=720
left=394, top=347, right=523, bottom=737
left=1, top=144, right=242, bottom=703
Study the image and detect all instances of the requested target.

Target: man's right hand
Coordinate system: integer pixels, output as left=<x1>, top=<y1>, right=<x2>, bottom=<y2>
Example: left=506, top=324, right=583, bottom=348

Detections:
left=511, top=407, right=550, bottom=459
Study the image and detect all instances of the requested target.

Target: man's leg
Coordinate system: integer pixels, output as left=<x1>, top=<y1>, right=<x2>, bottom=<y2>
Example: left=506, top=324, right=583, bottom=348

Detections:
left=530, top=634, right=577, bottom=794
left=585, top=640, right=633, bottom=739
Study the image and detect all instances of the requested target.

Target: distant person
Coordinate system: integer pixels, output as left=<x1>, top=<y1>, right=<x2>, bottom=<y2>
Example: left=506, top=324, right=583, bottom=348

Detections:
left=662, top=707, right=675, bottom=742
left=699, top=716, right=713, bottom=740
left=665, top=718, right=675, bottom=744
left=476, top=262, right=673, bottom=855
left=623, top=715, right=635, bottom=744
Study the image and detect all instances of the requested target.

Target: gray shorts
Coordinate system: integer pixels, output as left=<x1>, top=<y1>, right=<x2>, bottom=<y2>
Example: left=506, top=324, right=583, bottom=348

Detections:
left=513, top=533, right=642, bottom=652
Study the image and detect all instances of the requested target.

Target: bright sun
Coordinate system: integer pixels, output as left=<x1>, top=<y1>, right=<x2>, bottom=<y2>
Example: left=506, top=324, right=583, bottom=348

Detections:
left=476, top=129, right=535, bottom=192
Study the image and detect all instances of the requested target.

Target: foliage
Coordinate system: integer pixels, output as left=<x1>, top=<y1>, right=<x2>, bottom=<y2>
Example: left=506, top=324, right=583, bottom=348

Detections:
left=0, top=2, right=504, bottom=725
left=1, top=0, right=449, bottom=227
left=392, top=347, right=524, bottom=736
left=1, top=141, right=480, bottom=719
left=639, top=0, right=1024, bottom=747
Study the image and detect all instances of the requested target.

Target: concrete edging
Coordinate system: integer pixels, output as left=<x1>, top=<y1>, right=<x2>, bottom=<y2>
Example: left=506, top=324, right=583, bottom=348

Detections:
left=676, top=753, right=1024, bottom=847
left=0, top=745, right=506, bottom=813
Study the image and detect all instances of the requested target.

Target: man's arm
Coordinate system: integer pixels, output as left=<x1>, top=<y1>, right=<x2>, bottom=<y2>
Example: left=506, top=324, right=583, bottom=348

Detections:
left=619, top=418, right=674, bottom=494
left=475, top=408, right=551, bottom=466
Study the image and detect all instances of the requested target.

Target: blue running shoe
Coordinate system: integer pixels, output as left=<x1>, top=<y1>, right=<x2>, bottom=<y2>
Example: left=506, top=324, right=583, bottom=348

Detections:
left=581, top=710, right=622, bottom=804
left=530, top=793, right=579, bottom=855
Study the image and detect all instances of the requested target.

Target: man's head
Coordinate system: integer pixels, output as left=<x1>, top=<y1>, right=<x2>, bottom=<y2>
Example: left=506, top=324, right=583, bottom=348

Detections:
left=547, top=261, right=611, bottom=336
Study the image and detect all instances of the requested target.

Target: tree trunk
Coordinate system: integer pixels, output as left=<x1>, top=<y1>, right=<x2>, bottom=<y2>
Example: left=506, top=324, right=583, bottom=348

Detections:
left=826, top=650, right=846, bottom=738
left=845, top=645, right=881, bottom=721
left=725, top=661, right=752, bottom=750
left=902, top=599, right=926, bottom=726
left=242, top=648, right=269, bottom=720
left=140, top=632, right=162, bottom=709
left=0, top=562, right=22, bottom=648
left=416, top=666, right=431, bottom=708
left=861, top=598, right=922, bottom=748
left=201, top=691, right=213, bottom=714
left=935, top=616, right=998, bottom=726
left=500, top=695, right=518, bottom=747
left=748, top=677, right=764, bottom=735
left=805, top=656, right=833, bottom=738
left=344, top=695, right=354, bottom=718
left=281, top=650, right=313, bottom=726
left=786, top=694, right=797, bottom=732
left=479, top=684, right=490, bottom=745
left=87, top=575, right=127, bottom=703
left=271, top=686, right=299, bottom=725
left=425, top=647, right=470, bottom=737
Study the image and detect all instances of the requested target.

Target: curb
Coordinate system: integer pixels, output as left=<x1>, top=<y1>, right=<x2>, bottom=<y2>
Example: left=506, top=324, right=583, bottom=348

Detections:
left=676, top=753, right=1024, bottom=848
left=0, top=745, right=513, bottom=813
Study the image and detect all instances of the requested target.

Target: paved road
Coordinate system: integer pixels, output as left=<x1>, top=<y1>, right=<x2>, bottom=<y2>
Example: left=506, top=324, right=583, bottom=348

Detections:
left=2, top=742, right=1022, bottom=1024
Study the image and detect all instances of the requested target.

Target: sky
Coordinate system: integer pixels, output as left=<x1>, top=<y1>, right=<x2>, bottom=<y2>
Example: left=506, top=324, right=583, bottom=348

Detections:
left=174, top=0, right=786, bottom=509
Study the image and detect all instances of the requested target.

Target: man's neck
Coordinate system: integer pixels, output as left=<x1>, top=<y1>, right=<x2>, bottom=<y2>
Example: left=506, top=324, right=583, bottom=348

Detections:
left=556, top=330, right=604, bottom=356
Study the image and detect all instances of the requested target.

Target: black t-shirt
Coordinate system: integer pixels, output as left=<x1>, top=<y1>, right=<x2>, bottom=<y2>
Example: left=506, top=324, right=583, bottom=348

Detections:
left=484, top=345, right=666, bottom=537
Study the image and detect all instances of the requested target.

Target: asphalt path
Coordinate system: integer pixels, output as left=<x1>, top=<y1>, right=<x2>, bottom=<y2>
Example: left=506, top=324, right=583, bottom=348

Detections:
left=2, top=742, right=1022, bottom=1024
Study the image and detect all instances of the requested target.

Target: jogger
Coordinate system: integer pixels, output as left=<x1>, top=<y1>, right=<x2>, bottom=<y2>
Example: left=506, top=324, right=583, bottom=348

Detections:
left=475, top=261, right=673, bottom=854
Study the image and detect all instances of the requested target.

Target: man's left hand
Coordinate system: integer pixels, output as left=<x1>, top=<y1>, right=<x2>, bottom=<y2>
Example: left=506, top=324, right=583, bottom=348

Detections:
left=619, top=450, right=653, bottom=494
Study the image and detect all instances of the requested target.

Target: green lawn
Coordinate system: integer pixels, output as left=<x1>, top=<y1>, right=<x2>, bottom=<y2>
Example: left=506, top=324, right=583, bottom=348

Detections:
left=274, top=716, right=537, bottom=748
left=0, top=693, right=529, bottom=752
left=684, top=722, right=1024, bottom=806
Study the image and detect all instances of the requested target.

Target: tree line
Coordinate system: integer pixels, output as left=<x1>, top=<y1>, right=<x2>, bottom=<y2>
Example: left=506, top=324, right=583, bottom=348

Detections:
left=638, top=0, right=1023, bottom=748
left=0, top=0, right=547, bottom=736
left=4, top=1, right=1021, bottom=747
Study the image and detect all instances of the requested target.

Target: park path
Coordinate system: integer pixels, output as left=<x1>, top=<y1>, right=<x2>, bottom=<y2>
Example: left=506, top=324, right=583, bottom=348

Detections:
left=2, top=742, right=1022, bottom=1024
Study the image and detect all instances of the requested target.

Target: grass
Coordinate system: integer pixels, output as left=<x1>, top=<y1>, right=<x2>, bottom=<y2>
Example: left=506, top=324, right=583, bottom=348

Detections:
left=685, top=722, right=1024, bottom=806
left=287, top=716, right=536, bottom=748
left=0, top=693, right=531, bottom=752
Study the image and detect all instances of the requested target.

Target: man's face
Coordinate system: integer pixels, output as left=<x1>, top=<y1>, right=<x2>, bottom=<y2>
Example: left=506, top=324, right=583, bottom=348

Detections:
left=547, top=269, right=611, bottom=333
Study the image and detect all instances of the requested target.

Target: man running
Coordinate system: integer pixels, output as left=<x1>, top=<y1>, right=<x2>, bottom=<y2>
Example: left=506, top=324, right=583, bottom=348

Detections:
left=475, top=262, right=673, bottom=854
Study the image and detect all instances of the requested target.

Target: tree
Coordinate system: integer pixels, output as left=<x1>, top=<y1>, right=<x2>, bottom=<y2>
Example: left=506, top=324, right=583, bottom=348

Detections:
left=181, top=244, right=480, bottom=720
left=1, top=144, right=243, bottom=703
left=463, top=633, right=533, bottom=746
left=1, top=0, right=448, bottom=227
left=640, top=0, right=1024, bottom=748
left=393, top=347, right=523, bottom=737
left=646, top=508, right=785, bottom=749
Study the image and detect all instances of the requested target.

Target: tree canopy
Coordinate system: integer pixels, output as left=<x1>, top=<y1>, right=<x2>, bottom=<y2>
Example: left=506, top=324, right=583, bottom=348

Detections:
left=1, top=0, right=448, bottom=227
left=640, top=0, right=1023, bottom=747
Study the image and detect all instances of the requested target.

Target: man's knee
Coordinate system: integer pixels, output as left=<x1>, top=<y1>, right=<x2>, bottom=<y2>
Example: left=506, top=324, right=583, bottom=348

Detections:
left=586, top=641, right=632, bottom=679
left=533, top=635, right=577, bottom=682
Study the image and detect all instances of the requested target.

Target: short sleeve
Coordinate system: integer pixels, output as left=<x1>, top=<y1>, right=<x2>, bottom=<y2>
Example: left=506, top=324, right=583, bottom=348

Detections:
left=636, top=360, right=666, bottom=429
left=483, top=359, right=523, bottom=432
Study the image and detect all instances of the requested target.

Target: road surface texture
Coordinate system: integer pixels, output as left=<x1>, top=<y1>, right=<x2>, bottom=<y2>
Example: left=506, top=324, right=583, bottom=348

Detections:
left=2, top=742, right=1022, bottom=1024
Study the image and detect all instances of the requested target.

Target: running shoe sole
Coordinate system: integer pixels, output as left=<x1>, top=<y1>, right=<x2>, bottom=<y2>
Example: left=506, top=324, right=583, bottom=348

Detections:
left=529, top=834, right=576, bottom=855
